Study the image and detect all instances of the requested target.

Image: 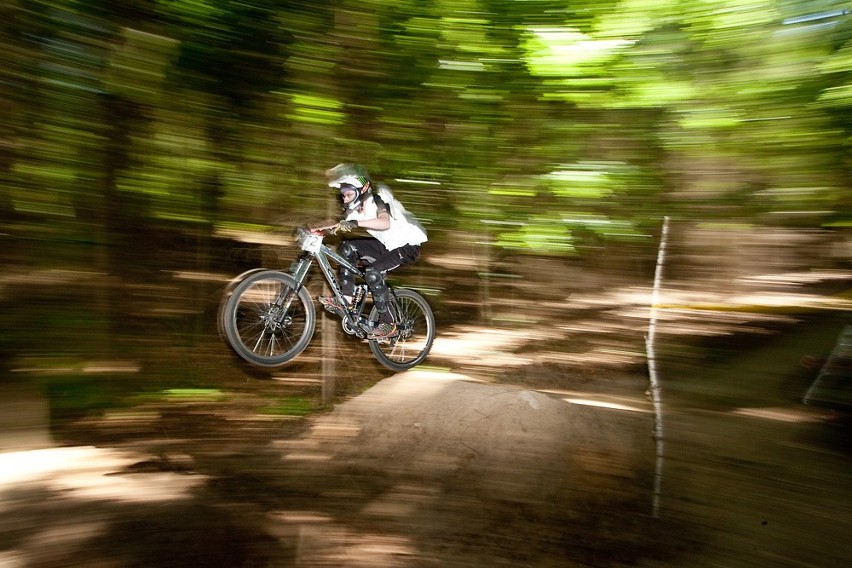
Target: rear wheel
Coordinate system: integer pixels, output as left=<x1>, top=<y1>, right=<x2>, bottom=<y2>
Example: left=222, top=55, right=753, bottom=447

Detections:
left=369, top=288, right=435, bottom=371
left=222, top=270, right=315, bottom=367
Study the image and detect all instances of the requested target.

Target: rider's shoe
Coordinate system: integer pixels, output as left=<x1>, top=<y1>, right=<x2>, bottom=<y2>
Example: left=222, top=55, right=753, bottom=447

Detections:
left=367, top=321, right=398, bottom=340
left=318, top=295, right=351, bottom=315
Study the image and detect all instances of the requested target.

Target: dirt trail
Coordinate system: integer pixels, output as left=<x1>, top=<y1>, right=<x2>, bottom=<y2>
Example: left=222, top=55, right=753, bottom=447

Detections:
left=265, top=368, right=658, bottom=567
left=0, top=366, right=660, bottom=568
left=2, top=316, right=852, bottom=567
left=264, top=318, right=852, bottom=568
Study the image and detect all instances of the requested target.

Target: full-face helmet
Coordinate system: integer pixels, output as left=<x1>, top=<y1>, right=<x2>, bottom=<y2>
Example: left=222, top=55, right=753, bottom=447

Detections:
left=326, top=164, right=372, bottom=213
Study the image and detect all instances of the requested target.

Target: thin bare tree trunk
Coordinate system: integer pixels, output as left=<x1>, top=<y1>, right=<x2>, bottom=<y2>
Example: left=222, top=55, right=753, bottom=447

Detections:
left=647, top=215, right=670, bottom=518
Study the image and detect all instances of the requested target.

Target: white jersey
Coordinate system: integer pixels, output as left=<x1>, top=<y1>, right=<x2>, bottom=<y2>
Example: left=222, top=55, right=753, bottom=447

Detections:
left=345, top=186, right=427, bottom=250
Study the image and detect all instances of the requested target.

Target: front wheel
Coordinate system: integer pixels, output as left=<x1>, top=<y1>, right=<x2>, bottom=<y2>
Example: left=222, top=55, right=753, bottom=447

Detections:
left=222, top=270, right=316, bottom=367
left=369, top=288, right=435, bottom=371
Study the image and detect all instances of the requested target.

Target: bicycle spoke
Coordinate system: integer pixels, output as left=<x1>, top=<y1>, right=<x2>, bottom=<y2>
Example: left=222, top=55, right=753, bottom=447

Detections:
left=369, top=289, right=435, bottom=371
left=223, top=271, right=315, bottom=367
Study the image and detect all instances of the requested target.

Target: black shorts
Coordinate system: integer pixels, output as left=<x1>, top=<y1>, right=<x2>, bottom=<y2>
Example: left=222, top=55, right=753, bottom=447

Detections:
left=345, top=237, right=421, bottom=273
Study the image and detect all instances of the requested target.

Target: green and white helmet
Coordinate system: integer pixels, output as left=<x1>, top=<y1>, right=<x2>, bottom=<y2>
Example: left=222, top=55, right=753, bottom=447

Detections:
left=326, top=163, right=370, bottom=188
left=326, top=163, right=372, bottom=212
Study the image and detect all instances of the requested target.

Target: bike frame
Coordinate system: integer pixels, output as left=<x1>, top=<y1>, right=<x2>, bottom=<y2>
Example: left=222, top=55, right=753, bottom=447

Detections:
left=221, top=225, right=435, bottom=370
left=286, top=228, right=372, bottom=328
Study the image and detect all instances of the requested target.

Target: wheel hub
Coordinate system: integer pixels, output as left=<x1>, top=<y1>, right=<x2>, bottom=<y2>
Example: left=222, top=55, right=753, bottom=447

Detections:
left=262, top=307, right=292, bottom=331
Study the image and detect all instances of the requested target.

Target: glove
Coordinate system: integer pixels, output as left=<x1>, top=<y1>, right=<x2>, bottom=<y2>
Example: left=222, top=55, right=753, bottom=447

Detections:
left=334, top=219, right=358, bottom=234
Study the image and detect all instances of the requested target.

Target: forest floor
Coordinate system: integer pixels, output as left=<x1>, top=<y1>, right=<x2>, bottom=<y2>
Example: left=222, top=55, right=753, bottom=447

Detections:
left=2, top=236, right=852, bottom=567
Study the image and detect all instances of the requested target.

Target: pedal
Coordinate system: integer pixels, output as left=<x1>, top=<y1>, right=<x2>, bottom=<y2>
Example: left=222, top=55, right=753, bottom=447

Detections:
left=318, top=297, right=346, bottom=317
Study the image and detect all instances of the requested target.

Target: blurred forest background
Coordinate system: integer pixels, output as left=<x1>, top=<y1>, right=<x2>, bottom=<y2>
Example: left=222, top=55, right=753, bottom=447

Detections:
left=4, top=0, right=852, bottom=249
left=2, top=0, right=852, bottom=424
left=4, top=4, right=852, bottom=565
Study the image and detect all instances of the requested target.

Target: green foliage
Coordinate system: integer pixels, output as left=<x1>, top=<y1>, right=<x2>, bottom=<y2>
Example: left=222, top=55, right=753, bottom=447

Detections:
left=260, top=396, right=314, bottom=417
left=161, top=388, right=226, bottom=400
left=2, top=0, right=852, bottom=255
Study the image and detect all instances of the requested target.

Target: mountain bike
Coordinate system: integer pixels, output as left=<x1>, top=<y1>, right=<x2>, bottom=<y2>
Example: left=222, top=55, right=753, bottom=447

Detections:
left=220, top=224, right=436, bottom=371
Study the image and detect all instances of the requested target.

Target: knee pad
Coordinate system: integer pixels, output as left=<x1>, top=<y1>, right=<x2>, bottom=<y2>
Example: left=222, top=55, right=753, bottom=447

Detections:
left=364, top=267, right=384, bottom=287
left=365, top=267, right=389, bottom=313
left=340, top=240, right=358, bottom=261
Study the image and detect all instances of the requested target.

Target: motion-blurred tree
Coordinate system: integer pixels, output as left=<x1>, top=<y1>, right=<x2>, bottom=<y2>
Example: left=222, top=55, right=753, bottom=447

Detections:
left=2, top=0, right=852, bottom=255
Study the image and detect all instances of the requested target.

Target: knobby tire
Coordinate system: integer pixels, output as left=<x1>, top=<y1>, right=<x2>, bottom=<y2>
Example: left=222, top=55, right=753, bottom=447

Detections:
left=369, top=288, right=435, bottom=371
left=222, top=270, right=316, bottom=367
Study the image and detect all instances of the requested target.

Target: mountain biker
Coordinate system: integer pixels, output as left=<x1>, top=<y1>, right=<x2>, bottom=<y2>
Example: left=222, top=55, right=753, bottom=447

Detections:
left=317, top=163, right=428, bottom=340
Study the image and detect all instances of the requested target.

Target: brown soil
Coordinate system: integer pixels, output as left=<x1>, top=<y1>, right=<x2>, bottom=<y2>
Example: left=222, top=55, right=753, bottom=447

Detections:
left=2, top=236, right=852, bottom=567
left=4, top=313, right=851, bottom=567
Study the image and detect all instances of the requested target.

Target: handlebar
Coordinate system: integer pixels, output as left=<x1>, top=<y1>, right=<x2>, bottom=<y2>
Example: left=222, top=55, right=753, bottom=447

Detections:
left=311, top=223, right=339, bottom=234
left=293, top=226, right=323, bottom=252
left=307, top=221, right=355, bottom=235
left=294, top=220, right=356, bottom=252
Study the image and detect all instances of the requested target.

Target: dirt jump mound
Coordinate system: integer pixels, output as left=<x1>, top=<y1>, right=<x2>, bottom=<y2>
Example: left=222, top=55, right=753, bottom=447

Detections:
left=273, top=370, right=660, bottom=567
